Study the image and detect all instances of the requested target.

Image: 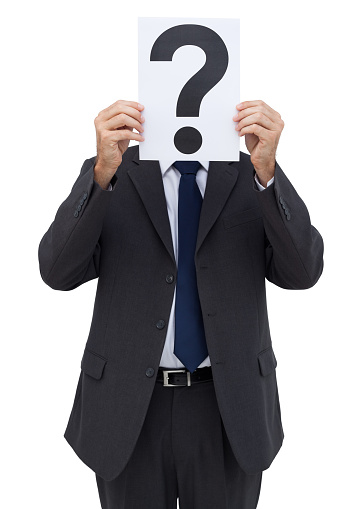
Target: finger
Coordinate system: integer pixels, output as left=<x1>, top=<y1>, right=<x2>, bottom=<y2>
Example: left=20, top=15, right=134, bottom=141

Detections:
left=99, top=101, right=144, bottom=122
left=105, top=113, right=144, bottom=133
left=234, top=106, right=279, bottom=126
left=105, top=129, right=145, bottom=142
left=235, top=100, right=280, bottom=123
left=236, top=112, right=276, bottom=132
left=238, top=123, right=269, bottom=140
left=237, top=100, right=278, bottom=116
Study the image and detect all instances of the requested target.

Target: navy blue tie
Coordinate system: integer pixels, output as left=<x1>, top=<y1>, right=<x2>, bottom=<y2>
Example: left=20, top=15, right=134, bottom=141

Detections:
left=173, top=161, right=208, bottom=373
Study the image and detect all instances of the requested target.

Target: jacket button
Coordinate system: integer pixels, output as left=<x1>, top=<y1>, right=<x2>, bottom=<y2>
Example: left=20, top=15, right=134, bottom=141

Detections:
left=79, top=199, right=84, bottom=205
left=77, top=204, right=82, bottom=211
left=156, top=319, right=166, bottom=330
left=74, top=211, right=79, bottom=217
left=286, top=212, right=291, bottom=220
left=279, top=196, right=284, bottom=204
left=166, top=274, right=174, bottom=284
left=146, top=367, right=155, bottom=377
left=83, top=193, right=88, bottom=200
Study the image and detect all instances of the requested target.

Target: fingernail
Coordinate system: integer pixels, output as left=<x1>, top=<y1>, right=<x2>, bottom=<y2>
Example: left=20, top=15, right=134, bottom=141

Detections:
left=233, top=114, right=238, bottom=120
left=141, top=115, right=145, bottom=122
left=138, top=103, right=144, bottom=109
left=237, top=103, right=243, bottom=108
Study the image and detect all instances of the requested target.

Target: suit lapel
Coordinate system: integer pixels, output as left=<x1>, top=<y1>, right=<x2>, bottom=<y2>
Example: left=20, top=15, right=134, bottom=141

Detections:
left=127, top=151, right=176, bottom=264
left=127, top=147, right=239, bottom=262
left=196, top=160, right=238, bottom=254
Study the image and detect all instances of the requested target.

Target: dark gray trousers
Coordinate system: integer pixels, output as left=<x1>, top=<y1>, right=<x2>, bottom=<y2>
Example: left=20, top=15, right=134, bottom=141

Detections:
left=96, top=372, right=262, bottom=509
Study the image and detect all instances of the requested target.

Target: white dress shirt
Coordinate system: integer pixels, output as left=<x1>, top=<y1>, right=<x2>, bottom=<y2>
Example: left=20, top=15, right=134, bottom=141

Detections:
left=106, top=160, right=274, bottom=369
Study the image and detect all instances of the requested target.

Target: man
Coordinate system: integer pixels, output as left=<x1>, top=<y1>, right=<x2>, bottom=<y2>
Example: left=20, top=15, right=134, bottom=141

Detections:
left=38, top=99, right=324, bottom=509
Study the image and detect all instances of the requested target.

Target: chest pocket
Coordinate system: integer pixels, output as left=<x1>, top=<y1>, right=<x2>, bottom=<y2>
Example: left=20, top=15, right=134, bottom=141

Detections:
left=223, top=206, right=263, bottom=230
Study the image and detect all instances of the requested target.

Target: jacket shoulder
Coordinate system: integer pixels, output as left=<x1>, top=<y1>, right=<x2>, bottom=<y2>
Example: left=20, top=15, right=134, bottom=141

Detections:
left=85, top=147, right=252, bottom=172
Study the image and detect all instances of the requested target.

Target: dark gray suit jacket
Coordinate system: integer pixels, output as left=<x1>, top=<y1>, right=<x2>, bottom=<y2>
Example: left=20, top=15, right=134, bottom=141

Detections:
left=38, top=145, right=324, bottom=481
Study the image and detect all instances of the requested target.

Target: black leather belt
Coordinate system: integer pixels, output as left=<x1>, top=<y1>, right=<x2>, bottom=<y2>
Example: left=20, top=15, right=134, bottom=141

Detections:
left=156, top=366, right=213, bottom=386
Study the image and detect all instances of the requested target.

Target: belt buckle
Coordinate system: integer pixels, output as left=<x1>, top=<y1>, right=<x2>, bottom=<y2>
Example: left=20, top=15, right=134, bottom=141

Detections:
left=163, top=369, right=191, bottom=387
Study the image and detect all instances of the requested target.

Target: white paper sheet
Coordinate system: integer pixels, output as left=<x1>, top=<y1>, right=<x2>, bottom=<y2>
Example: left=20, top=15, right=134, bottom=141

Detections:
left=138, top=17, right=240, bottom=161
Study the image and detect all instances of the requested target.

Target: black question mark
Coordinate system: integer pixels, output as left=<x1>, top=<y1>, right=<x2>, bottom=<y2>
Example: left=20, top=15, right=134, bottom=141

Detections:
left=150, top=24, right=229, bottom=154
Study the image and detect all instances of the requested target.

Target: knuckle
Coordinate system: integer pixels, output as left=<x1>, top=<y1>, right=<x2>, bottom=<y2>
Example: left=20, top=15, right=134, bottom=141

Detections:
left=94, top=115, right=101, bottom=126
left=101, top=130, right=110, bottom=140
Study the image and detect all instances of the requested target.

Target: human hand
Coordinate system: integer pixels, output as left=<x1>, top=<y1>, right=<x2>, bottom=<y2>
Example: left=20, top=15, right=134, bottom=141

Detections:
left=94, top=100, right=145, bottom=189
left=233, top=100, right=284, bottom=187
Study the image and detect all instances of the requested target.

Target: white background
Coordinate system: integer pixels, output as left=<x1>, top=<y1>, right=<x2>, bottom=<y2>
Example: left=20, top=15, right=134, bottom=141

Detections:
left=138, top=17, right=240, bottom=160
left=1, top=1, right=337, bottom=508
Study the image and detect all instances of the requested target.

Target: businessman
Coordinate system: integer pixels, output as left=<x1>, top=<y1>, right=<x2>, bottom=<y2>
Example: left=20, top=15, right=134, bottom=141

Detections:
left=38, top=99, right=324, bottom=509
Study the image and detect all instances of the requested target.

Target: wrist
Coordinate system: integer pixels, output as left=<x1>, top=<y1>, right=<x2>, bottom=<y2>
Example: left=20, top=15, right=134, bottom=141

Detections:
left=254, top=166, right=275, bottom=188
left=256, top=174, right=272, bottom=188
left=94, top=161, right=117, bottom=190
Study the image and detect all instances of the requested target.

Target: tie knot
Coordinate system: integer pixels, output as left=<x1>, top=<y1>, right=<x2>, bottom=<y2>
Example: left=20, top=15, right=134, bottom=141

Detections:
left=173, top=161, right=201, bottom=176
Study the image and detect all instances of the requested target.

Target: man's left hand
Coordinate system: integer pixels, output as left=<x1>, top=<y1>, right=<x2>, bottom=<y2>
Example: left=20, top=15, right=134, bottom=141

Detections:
left=233, top=100, right=284, bottom=187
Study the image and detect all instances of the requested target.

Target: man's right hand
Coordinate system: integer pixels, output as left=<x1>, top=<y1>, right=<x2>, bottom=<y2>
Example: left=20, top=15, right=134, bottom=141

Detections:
left=93, top=100, right=145, bottom=189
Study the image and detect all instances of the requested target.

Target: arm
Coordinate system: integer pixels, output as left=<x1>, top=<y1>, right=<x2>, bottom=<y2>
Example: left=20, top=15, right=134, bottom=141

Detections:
left=254, top=160, right=324, bottom=289
left=234, top=99, right=324, bottom=289
left=38, top=157, right=117, bottom=291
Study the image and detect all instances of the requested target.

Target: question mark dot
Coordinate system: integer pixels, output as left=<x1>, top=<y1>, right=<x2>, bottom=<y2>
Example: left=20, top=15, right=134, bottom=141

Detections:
left=174, top=127, right=202, bottom=154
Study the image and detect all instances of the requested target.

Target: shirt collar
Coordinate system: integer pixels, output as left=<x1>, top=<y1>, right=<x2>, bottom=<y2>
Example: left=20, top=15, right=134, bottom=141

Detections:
left=159, top=160, right=209, bottom=176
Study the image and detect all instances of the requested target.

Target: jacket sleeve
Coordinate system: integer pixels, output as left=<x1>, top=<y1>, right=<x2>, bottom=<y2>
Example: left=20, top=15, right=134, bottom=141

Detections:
left=253, top=160, right=324, bottom=289
left=38, top=156, right=117, bottom=291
